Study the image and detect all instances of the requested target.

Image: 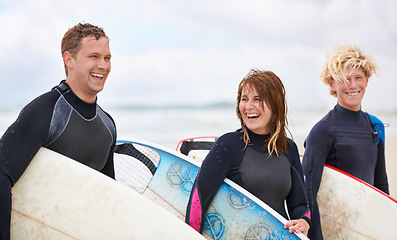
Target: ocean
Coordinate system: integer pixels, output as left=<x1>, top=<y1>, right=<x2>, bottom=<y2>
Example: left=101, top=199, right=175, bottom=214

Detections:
left=1, top=105, right=396, bottom=198
left=1, top=104, right=396, bottom=151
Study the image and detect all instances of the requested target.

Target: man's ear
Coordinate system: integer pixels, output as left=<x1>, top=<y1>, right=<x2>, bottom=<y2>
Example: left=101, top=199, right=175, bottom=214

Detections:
left=63, top=51, right=73, bottom=69
left=328, top=78, right=335, bottom=92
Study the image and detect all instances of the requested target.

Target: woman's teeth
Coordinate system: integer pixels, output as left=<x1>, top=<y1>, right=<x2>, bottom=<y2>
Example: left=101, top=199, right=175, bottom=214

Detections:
left=247, top=113, right=259, bottom=119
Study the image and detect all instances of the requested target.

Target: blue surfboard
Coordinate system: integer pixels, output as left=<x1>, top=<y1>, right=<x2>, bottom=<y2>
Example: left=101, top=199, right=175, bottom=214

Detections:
left=114, top=139, right=308, bottom=240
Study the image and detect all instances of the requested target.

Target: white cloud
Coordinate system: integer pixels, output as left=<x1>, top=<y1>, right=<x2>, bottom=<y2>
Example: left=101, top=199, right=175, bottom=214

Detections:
left=0, top=0, right=396, bottom=112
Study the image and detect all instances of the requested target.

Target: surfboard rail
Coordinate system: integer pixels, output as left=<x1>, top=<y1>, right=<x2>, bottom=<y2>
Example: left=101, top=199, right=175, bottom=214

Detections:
left=324, top=164, right=396, bottom=203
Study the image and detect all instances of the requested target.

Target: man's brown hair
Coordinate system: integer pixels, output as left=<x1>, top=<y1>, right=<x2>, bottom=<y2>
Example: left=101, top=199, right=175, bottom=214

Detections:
left=61, top=23, right=109, bottom=76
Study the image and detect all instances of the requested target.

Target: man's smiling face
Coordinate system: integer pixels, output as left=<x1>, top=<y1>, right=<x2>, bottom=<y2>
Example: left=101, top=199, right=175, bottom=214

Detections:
left=65, top=36, right=111, bottom=103
left=330, top=67, right=368, bottom=111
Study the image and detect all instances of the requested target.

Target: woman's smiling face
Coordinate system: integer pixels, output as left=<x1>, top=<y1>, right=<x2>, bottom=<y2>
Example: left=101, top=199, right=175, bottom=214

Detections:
left=239, top=85, right=272, bottom=135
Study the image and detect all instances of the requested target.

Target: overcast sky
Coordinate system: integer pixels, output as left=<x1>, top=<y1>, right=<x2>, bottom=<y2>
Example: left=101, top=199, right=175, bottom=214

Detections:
left=0, top=0, right=396, bottom=112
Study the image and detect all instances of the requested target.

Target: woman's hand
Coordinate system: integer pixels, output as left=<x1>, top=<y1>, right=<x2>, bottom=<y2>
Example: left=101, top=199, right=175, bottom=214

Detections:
left=284, top=218, right=310, bottom=236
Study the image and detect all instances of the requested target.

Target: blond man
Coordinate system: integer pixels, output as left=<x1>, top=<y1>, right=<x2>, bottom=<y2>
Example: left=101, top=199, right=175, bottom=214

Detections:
left=302, top=44, right=389, bottom=239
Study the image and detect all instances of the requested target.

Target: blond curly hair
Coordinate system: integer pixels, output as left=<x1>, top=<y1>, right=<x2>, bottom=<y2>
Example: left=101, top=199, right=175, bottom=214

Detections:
left=320, top=43, right=378, bottom=96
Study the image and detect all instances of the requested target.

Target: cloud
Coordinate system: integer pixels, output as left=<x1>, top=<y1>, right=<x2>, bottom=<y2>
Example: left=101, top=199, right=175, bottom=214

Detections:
left=0, top=0, right=396, bottom=112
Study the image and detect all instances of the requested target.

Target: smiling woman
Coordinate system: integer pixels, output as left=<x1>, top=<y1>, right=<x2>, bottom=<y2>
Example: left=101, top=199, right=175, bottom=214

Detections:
left=236, top=70, right=289, bottom=156
left=238, top=85, right=272, bottom=135
left=185, top=69, right=311, bottom=237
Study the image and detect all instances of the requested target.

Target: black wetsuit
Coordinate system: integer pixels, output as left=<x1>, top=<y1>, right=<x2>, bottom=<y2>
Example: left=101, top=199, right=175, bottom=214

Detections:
left=185, top=129, right=311, bottom=233
left=0, top=80, right=116, bottom=239
left=302, top=104, right=389, bottom=240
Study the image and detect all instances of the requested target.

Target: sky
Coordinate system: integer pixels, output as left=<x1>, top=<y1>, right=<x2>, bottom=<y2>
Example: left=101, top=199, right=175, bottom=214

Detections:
left=0, top=0, right=396, bottom=112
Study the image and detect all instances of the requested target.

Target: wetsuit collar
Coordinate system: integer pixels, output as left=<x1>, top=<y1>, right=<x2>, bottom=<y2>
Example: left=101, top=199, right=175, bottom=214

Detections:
left=334, top=104, right=362, bottom=121
left=247, top=129, right=270, bottom=144
left=56, top=80, right=98, bottom=119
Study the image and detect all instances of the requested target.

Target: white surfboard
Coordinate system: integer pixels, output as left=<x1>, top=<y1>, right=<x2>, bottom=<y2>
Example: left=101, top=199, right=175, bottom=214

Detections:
left=10, top=147, right=205, bottom=240
left=317, top=164, right=397, bottom=240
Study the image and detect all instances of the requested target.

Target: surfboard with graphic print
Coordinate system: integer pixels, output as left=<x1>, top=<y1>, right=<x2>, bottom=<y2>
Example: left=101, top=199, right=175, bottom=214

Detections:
left=114, top=138, right=308, bottom=240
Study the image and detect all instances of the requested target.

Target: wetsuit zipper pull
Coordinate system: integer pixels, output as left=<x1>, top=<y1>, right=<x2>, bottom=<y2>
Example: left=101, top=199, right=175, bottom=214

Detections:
left=372, top=131, right=379, bottom=144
